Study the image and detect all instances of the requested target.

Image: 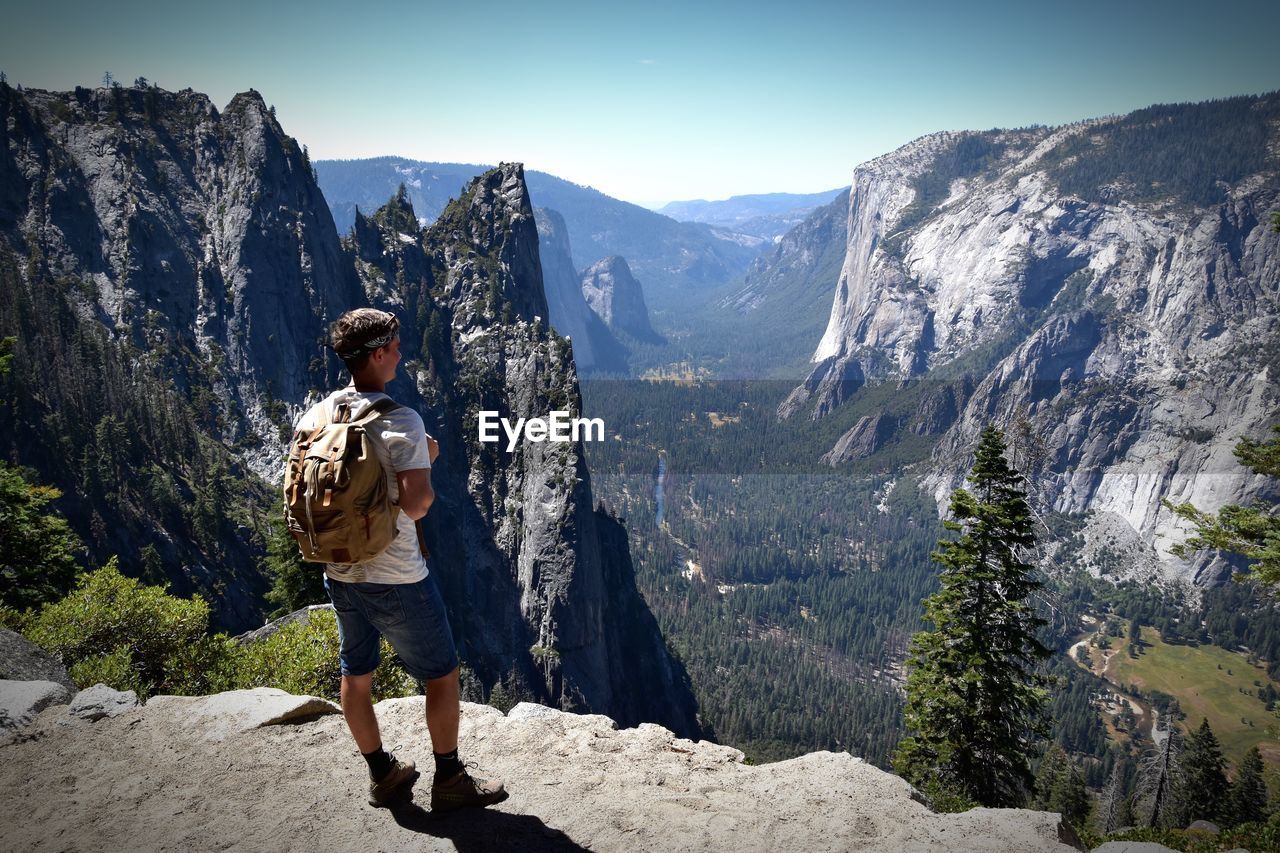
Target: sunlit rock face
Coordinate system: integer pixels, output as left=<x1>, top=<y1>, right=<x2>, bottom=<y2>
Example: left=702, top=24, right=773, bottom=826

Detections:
left=533, top=207, right=628, bottom=376
left=579, top=255, right=661, bottom=343
left=789, top=96, right=1280, bottom=587
left=0, top=84, right=359, bottom=627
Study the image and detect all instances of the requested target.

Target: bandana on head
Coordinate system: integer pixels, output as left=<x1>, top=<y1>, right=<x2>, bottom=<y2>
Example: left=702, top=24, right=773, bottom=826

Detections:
left=336, top=330, right=395, bottom=361
left=358, top=332, right=394, bottom=351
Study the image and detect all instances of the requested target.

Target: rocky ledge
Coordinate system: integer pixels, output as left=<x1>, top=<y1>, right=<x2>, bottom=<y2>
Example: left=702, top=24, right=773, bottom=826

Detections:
left=0, top=684, right=1079, bottom=851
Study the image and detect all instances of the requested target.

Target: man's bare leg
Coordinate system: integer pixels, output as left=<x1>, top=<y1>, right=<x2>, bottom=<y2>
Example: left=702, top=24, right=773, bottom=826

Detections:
left=343, top=672, right=417, bottom=805
left=340, top=673, right=382, bottom=753
left=425, top=665, right=506, bottom=810
left=425, top=666, right=460, bottom=754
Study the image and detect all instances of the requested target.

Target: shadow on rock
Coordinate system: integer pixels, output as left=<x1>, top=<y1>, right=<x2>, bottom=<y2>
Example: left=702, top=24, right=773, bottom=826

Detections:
left=387, top=790, right=587, bottom=852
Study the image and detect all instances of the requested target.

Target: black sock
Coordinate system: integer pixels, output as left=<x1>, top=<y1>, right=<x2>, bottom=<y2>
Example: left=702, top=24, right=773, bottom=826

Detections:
left=434, top=748, right=463, bottom=780
left=363, top=746, right=394, bottom=781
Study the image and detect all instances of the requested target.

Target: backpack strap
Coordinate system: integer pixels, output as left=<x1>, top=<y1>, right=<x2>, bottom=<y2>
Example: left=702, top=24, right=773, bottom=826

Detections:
left=326, top=396, right=398, bottom=426
left=353, top=397, right=401, bottom=425
left=354, top=398, right=428, bottom=561
left=346, top=398, right=401, bottom=465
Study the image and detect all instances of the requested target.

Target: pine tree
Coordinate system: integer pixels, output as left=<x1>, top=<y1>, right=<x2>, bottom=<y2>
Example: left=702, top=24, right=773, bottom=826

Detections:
left=262, top=499, right=324, bottom=617
left=1228, top=745, right=1268, bottom=826
left=1034, top=743, right=1089, bottom=827
left=894, top=426, right=1051, bottom=807
left=1049, top=762, right=1090, bottom=828
left=1177, top=718, right=1228, bottom=825
left=1033, top=743, right=1070, bottom=809
left=1129, top=618, right=1142, bottom=650
left=0, top=461, right=83, bottom=611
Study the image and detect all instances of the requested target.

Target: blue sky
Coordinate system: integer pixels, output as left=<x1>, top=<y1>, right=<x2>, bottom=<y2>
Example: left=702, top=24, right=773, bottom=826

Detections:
left=3, top=0, right=1278, bottom=206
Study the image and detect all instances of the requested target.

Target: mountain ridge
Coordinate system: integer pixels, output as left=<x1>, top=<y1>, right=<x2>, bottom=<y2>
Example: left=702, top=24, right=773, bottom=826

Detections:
left=657, top=188, right=848, bottom=241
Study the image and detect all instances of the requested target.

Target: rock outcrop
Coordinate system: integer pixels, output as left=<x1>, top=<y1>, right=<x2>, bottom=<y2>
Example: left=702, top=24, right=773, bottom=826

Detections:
left=579, top=255, right=661, bottom=343
left=65, top=684, right=138, bottom=721
left=821, top=413, right=898, bottom=465
left=786, top=95, right=1280, bottom=586
left=0, top=686, right=1079, bottom=852
left=0, top=679, right=72, bottom=741
left=533, top=207, right=628, bottom=376
left=0, top=628, right=74, bottom=689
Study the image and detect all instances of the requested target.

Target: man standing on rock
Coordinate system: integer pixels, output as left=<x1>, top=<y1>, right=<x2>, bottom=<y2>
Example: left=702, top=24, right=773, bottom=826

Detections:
left=296, top=307, right=507, bottom=811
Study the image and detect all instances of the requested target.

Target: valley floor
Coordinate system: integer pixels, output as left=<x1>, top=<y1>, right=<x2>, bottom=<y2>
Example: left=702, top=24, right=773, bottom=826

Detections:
left=1069, top=620, right=1280, bottom=765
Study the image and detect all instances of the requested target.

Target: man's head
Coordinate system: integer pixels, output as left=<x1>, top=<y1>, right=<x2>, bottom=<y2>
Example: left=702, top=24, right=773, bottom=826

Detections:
left=330, top=308, right=401, bottom=380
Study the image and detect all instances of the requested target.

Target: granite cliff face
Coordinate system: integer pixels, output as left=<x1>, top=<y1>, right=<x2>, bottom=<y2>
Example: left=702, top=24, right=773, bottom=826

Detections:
left=532, top=207, right=628, bottom=376
left=786, top=95, right=1280, bottom=586
left=579, top=255, right=661, bottom=343
left=0, top=84, right=357, bottom=625
left=0, top=85, right=698, bottom=734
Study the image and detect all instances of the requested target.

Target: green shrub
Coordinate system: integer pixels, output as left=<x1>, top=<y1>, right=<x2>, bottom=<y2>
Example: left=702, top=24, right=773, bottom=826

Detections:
left=24, top=559, right=231, bottom=697
left=23, top=560, right=417, bottom=704
left=230, top=608, right=416, bottom=702
left=69, top=646, right=140, bottom=694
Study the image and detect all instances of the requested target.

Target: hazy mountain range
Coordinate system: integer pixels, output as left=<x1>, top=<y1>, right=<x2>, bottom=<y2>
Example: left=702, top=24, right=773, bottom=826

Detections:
left=657, top=188, right=847, bottom=241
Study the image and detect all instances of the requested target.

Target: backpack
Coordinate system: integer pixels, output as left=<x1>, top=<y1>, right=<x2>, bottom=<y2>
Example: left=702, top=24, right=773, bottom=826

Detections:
left=284, top=397, right=401, bottom=565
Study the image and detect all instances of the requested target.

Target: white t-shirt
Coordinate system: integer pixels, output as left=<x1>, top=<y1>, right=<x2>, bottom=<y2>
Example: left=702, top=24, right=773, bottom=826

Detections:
left=295, top=386, right=431, bottom=584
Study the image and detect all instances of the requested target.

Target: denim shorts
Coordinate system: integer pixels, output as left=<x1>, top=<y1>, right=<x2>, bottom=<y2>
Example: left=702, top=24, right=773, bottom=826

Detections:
left=323, top=574, right=459, bottom=683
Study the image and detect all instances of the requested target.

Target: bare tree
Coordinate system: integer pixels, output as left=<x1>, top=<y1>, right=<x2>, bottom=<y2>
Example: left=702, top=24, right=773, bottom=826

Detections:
left=1136, top=721, right=1181, bottom=828
left=1095, top=762, right=1129, bottom=834
left=101, top=70, right=113, bottom=87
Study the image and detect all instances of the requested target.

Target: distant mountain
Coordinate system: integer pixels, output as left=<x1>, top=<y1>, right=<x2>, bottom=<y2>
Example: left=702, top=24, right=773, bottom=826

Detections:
left=711, top=188, right=850, bottom=372
left=315, top=158, right=765, bottom=307
left=533, top=208, right=629, bottom=376
left=658, top=189, right=847, bottom=241
left=579, top=256, right=662, bottom=344
left=781, top=93, right=1280, bottom=589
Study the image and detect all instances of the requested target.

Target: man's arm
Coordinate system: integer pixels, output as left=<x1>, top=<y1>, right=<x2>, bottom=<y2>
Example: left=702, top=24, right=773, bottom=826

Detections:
left=397, top=468, right=434, bottom=520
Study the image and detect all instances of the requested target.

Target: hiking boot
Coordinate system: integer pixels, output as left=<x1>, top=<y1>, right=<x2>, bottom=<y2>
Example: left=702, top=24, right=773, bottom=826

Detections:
left=431, top=766, right=508, bottom=813
left=368, top=756, right=419, bottom=807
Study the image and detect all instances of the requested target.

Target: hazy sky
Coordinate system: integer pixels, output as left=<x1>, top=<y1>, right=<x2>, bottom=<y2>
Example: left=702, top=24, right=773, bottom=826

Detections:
left=3, top=0, right=1278, bottom=206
